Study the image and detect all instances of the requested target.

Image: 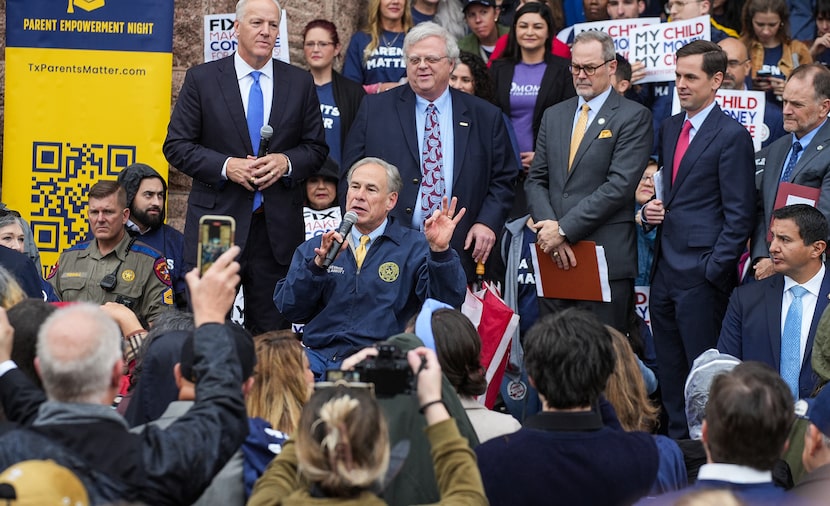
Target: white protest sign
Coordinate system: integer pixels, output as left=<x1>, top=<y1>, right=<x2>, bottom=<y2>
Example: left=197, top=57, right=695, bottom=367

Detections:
left=629, top=15, right=710, bottom=83
left=572, top=17, right=660, bottom=60
left=204, top=11, right=290, bottom=63
left=671, top=89, right=767, bottom=151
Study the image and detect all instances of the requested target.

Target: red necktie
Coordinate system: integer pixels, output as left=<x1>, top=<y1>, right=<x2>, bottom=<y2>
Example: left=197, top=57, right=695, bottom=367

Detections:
left=672, top=120, right=692, bottom=184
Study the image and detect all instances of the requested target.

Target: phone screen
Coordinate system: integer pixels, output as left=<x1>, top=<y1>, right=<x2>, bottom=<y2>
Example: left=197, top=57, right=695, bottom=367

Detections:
left=198, top=215, right=236, bottom=275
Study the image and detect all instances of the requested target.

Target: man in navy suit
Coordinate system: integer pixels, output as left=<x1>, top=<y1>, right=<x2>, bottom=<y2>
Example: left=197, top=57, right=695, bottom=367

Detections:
left=343, top=22, right=519, bottom=282
left=718, top=205, right=828, bottom=399
left=642, top=40, right=756, bottom=438
left=639, top=362, right=795, bottom=505
left=163, top=0, right=327, bottom=334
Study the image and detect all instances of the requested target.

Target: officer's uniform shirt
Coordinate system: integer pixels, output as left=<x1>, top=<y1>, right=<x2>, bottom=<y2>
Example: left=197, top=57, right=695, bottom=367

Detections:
left=48, top=231, right=173, bottom=324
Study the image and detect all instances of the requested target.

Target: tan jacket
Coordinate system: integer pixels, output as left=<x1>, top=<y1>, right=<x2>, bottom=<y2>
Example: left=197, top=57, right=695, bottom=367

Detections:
left=747, top=38, right=813, bottom=79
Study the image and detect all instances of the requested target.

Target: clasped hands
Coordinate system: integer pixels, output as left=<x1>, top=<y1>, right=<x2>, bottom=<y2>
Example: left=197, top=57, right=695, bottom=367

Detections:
left=532, top=219, right=577, bottom=270
left=227, top=153, right=289, bottom=191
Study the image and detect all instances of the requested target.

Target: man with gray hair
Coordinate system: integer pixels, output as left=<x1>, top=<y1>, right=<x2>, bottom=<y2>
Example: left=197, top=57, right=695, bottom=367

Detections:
left=343, top=22, right=519, bottom=284
left=275, top=157, right=467, bottom=375
left=0, top=246, right=248, bottom=505
left=526, top=29, right=652, bottom=332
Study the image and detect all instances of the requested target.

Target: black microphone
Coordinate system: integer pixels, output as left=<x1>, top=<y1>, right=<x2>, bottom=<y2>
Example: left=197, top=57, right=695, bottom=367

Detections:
left=257, top=125, right=273, bottom=158
left=322, top=211, right=358, bottom=268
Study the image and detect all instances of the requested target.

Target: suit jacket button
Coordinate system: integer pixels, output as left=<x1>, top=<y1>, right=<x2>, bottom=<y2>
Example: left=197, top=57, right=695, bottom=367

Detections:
left=406, top=208, right=413, bottom=215
left=412, top=178, right=419, bottom=184
left=563, top=192, right=569, bottom=198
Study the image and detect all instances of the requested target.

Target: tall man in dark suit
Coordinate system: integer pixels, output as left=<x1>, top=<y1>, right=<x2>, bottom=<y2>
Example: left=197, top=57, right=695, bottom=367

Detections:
left=752, top=64, right=830, bottom=281
left=526, top=30, right=652, bottom=331
left=718, top=205, right=828, bottom=399
left=343, top=22, right=518, bottom=282
left=163, top=0, right=327, bottom=334
left=642, top=40, right=756, bottom=438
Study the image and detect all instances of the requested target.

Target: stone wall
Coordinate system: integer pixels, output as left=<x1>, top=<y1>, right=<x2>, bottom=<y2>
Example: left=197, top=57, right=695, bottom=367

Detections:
left=0, top=0, right=368, bottom=232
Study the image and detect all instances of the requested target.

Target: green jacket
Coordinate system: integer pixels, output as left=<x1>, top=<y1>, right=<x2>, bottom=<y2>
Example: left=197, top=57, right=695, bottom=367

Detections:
left=457, top=25, right=510, bottom=61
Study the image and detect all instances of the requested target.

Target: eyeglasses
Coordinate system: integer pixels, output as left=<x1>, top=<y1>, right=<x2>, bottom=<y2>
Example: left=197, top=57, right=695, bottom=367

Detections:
left=407, top=55, right=450, bottom=66
left=640, top=174, right=655, bottom=183
left=304, top=41, right=334, bottom=49
left=726, top=58, right=750, bottom=68
left=569, top=59, right=614, bottom=76
left=664, top=0, right=701, bottom=14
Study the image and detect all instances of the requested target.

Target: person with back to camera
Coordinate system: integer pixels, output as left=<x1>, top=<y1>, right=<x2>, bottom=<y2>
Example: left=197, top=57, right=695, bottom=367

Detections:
left=426, top=306, right=522, bottom=442
left=247, top=346, right=488, bottom=505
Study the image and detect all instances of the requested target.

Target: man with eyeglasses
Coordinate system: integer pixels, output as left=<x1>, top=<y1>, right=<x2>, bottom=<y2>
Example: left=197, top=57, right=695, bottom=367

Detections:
left=641, top=40, right=755, bottom=438
left=718, top=37, right=786, bottom=149
left=526, top=30, right=652, bottom=332
left=343, top=22, right=519, bottom=283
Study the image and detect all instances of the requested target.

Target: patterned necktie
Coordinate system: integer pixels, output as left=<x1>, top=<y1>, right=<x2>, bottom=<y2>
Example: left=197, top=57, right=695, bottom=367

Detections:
left=672, top=120, right=692, bottom=184
left=420, top=103, right=445, bottom=223
left=247, top=70, right=264, bottom=212
left=569, top=104, right=590, bottom=170
left=780, top=141, right=803, bottom=183
left=781, top=285, right=808, bottom=398
left=355, top=235, right=370, bottom=269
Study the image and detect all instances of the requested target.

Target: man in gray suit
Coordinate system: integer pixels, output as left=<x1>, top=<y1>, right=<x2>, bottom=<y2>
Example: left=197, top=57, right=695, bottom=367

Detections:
left=525, top=30, right=652, bottom=331
left=752, top=63, right=830, bottom=281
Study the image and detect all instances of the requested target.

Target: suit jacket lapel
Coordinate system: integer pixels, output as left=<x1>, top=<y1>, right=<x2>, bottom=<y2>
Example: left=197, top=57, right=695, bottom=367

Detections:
left=269, top=60, right=289, bottom=149
left=451, top=90, right=471, bottom=185
left=560, top=99, right=578, bottom=185
left=668, top=106, right=722, bottom=203
left=791, top=121, right=830, bottom=181
left=217, top=57, right=252, bottom=154
left=396, top=87, right=420, bottom=167
left=766, top=275, right=785, bottom=371
left=662, top=115, right=683, bottom=199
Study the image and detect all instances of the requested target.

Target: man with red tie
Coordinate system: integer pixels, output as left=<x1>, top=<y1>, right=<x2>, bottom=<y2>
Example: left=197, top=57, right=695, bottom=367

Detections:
left=642, top=40, right=755, bottom=438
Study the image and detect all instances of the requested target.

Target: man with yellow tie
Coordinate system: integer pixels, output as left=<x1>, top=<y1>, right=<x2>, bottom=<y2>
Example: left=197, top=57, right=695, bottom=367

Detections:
left=525, top=30, right=653, bottom=332
left=274, top=157, right=468, bottom=376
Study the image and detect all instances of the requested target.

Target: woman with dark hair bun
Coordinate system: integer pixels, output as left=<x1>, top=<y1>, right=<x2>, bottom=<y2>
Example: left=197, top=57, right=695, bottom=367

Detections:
left=302, top=19, right=366, bottom=167
left=430, top=308, right=521, bottom=442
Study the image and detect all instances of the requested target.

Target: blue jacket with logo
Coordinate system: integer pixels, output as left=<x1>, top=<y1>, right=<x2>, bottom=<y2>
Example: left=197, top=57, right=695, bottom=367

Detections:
left=274, top=218, right=467, bottom=361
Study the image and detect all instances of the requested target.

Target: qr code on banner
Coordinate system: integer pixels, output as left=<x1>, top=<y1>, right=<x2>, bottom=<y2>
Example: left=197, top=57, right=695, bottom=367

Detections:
left=29, top=141, right=136, bottom=253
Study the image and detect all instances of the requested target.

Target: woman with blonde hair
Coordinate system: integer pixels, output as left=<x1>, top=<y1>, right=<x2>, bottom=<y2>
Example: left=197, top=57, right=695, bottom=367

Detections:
left=243, top=331, right=315, bottom=497
left=0, top=266, right=25, bottom=310
left=605, top=326, right=687, bottom=494
left=343, top=0, right=412, bottom=93
left=249, top=347, right=487, bottom=505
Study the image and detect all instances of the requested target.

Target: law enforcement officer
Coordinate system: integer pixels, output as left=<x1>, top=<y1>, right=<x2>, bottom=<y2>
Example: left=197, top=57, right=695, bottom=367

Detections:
left=274, top=157, right=467, bottom=377
left=48, top=181, right=173, bottom=326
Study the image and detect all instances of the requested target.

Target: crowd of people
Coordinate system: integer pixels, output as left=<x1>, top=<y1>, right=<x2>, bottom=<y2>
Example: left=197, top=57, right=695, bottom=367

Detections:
left=3, top=0, right=830, bottom=503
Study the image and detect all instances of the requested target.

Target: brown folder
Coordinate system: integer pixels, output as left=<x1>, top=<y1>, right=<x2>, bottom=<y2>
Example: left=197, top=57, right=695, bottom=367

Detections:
left=530, top=241, right=610, bottom=302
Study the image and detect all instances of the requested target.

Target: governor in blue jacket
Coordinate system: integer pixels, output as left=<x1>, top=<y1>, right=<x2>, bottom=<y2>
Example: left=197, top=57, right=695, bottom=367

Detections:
left=274, top=157, right=467, bottom=376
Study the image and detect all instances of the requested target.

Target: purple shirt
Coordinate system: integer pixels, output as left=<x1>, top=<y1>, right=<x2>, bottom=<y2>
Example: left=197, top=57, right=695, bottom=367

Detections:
left=509, top=61, right=546, bottom=153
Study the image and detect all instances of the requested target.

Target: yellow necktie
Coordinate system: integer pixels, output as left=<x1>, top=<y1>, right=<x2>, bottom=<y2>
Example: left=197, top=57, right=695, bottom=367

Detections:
left=569, top=104, right=590, bottom=170
left=355, top=235, right=370, bottom=269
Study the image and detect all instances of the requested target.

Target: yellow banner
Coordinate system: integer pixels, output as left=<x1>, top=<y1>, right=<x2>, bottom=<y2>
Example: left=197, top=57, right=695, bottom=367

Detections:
left=3, top=47, right=171, bottom=276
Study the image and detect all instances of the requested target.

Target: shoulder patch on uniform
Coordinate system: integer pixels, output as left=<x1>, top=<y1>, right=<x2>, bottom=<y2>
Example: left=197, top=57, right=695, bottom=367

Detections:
left=66, top=240, right=92, bottom=252
left=46, top=264, right=58, bottom=280
left=163, top=288, right=173, bottom=306
left=154, top=258, right=172, bottom=287
left=132, top=241, right=164, bottom=258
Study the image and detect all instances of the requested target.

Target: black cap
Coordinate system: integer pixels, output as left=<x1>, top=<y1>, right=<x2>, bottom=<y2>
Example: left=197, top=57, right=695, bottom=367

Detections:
left=179, top=323, right=256, bottom=382
left=463, top=0, right=496, bottom=11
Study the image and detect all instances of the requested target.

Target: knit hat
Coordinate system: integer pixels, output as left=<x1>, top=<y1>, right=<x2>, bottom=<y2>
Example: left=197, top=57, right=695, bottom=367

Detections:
left=117, top=163, right=167, bottom=207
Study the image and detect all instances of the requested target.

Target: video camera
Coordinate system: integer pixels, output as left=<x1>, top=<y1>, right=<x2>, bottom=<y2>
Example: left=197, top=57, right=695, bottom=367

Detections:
left=324, top=344, right=415, bottom=397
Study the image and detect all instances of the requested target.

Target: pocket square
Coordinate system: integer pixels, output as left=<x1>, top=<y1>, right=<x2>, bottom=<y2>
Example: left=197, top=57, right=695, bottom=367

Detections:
left=598, top=130, right=613, bottom=139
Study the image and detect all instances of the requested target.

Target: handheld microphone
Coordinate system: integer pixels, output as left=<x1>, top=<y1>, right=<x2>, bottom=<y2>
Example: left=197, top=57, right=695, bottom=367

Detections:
left=322, top=211, right=358, bottom=268
left=257, top=125, right=273, bottom=158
